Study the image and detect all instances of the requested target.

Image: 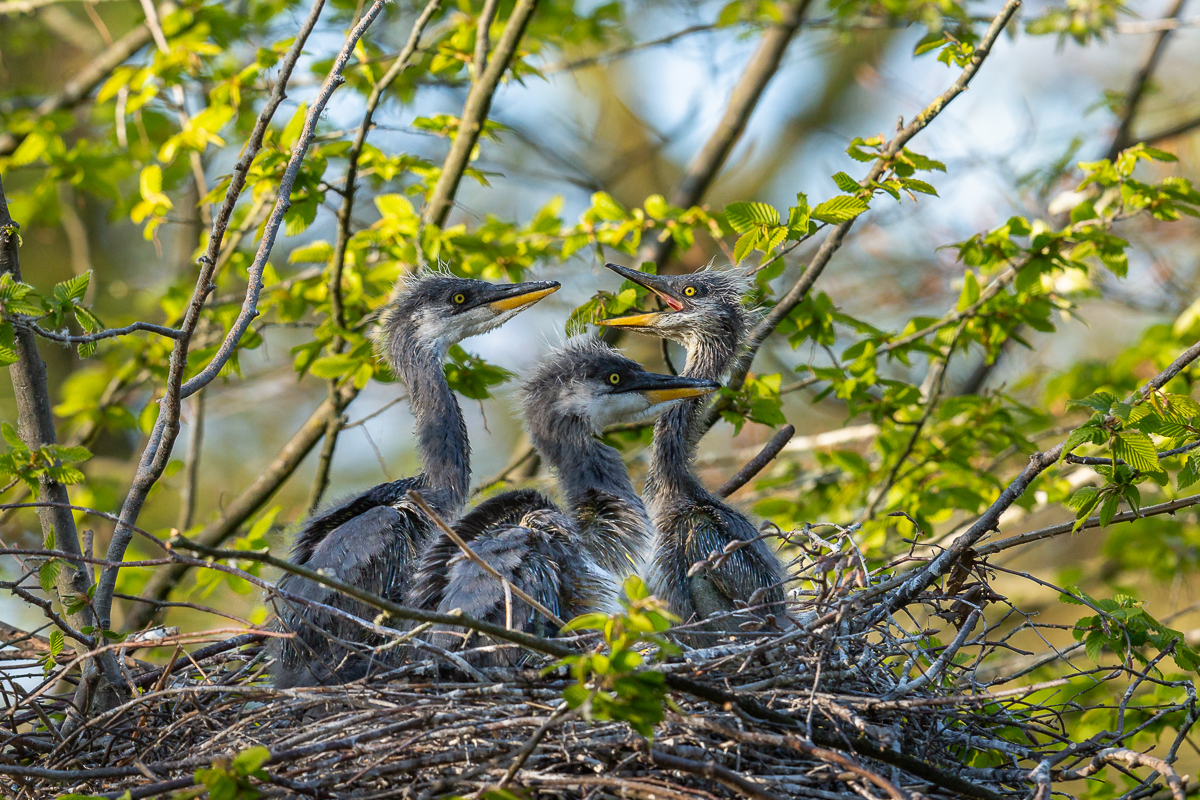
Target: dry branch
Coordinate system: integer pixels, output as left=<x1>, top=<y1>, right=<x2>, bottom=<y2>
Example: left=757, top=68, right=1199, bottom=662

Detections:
left=704, top=0, right=1022, bottom=432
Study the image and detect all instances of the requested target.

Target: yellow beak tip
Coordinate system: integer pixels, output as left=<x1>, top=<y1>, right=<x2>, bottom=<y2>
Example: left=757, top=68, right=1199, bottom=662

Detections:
left=595, top=311, right=666, bottom=328
left=643, top=386, right=717, bottom=404
left=488, top=285, right=559, bottom=312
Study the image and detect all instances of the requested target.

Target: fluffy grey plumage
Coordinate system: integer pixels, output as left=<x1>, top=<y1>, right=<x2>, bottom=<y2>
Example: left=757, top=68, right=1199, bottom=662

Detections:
left=422, top=340, right=719, bottom=665
left=600, top=264, right=787, bottom=634
left=271, top=273, right=558, bottom=687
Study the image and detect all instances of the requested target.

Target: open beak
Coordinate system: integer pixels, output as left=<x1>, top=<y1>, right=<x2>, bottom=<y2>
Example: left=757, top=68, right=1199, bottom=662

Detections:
left=486, top=280, right=560, bottom=313
left=614, top=372, right=720, bottom=404
left=595, top=262, right=686, bottom=328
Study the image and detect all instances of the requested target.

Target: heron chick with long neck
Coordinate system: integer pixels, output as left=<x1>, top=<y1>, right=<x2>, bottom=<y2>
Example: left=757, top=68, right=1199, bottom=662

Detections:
left=271, top=272, right=558, bottom=687
left=599, top=263, right=788, bottom=634
left=421, top=340, right=719, bottom=664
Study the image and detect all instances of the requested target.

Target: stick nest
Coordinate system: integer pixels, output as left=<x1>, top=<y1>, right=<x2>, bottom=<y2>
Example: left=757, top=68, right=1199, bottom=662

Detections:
left=3, top=528, right=1196, bottom=800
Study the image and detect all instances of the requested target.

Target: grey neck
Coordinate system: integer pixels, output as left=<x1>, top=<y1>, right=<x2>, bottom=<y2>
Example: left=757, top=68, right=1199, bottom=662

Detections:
left=531, top=413, right=651, bottom=570
left=646, top=339, right=733, bottom=505
left=392, top=334, right=469, bottom=517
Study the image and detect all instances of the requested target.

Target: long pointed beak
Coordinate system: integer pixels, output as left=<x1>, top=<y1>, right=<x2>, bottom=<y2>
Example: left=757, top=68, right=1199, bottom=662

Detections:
left=642, top=384, right=719, bottom=404
left=602, top=262, right=686, bottom=310
left=595, top=310, right=671, bottom=328
left=614, top=372, right=720, bottom=403
left=486, top=280, right=560, bottom=312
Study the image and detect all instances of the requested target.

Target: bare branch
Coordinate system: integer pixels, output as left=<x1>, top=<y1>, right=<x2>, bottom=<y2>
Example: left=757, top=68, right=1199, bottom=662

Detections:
left=0, top=177, right=127, bottom=695
left=705, top=0, right=1022, bottom=432
left=94, top=0, right=330, bottom=631
left=164, top=535, right=578, bottom=659
left=406, top=490, right=567, bottom=629
left=308, top=0, right=442, bottom=513
left=1105, top=0, right=1188, bottom=160
left=176, top=389, right=205, bottom=531
left=1137, top=113, right=1200, bottom=147
left=472, top=0, right=500, bottom=77
left=866, top=336, right=1200, bottom=621
left=22, top=319, right=182, bottom=344
left=421, top=0, right=539, bottom=228
left=716, top=424, right=795, bottom=498
left=975, top=491, right=1200, bottom=557
left=125, top=384, right=357, bottom=631
left=641, top=0, right=814, bottom=272
left=0, top=3, right=183, bottom=155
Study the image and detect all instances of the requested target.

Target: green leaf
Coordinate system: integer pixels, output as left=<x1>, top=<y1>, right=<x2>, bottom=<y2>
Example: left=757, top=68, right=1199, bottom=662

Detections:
left=1067, top=392, right=1118, bottom=415
left=231, top=745, right=271, bottom=775
left=280, top=102, right=308, bottom=150
left=48, top=629, right=64, bottom=657
left=958, top=271, right=980, bottom=310
left=560, top=613, right=610, bottom=632
left=902, top=178, right=938, bottom=196
left=1098, top=492, right=1119, bottom=527
left=1113, top=431, right=1159, bottom=472
left=831, top=172, right=859, bottom=192
left=53, top=272, right=90, bottom=303
left=811, top=195, right=868, bottom=224
left=1179, top=455, right=1200, bottom=490
left=2, top=422, right=25, bottom=449
left=733, top=230, right=759, bottom=264
left=39, top=559, right=60, bottom=593
left=309, top=354, right=359, bottom=379
left=1060, top=424, right=1105, bottom=460
left=287, top=241, right=333, bottom=264
left=724, top=201, right=779, bottom=234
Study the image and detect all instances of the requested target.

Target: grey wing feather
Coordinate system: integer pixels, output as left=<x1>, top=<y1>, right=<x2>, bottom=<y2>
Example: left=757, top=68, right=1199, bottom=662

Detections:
left=429, top=509, right=615, bottom=667
left=407, top=488, right=555, bottom=613
left=271, top=505, right=422, bottom=687
left=652, top=504, right=785, bottom=634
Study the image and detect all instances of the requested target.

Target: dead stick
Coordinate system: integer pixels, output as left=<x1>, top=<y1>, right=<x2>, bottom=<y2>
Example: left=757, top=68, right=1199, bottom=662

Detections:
left=405, top=490, right=567, bottom=629
left=717, top=424, right=795, bottom=498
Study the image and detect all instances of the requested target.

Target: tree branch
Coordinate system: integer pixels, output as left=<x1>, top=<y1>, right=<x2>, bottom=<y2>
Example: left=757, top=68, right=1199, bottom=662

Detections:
left=716, top=424, right=795, bottom=498
left=176, top=389, right=204, bottom=531
left=406, top=490, right=567, bottom=629
left=642, top=0, right=813, bottom=272
left=0, top=2, right=183, bottom=156
left=94, top=0, right=329, bottom=632
left=1105, top=0, right=1188, bottom=161
left=975, top=491, right=1200, bottom=557
left=421, top=0, right=539, bottom=228
left=866, top=336, right=1200, bottom=621
left=22, top=319, right=182, bottom=344
left=0, top=177, right=128, bottom=695
left=124, top=384, right=358, bottom=631
left=702, top=0, right=1021, bottom=433
left=306, top=0, right=442, bottom=514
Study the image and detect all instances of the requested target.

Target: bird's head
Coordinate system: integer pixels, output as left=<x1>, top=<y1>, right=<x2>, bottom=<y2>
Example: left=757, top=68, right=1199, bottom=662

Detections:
left=595, top=263, right=750, bottom=355
left=380, top=272, right=559, bottom=359
left=522, top=340, right=720, bottom=436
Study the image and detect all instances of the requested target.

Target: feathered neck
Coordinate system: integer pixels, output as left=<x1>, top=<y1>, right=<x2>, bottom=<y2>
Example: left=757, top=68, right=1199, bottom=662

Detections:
left=388, top=326, right=469, bottom=517
left=530, top=413, right=651, bottom=574
left=646, top=335, right=736, bottom=506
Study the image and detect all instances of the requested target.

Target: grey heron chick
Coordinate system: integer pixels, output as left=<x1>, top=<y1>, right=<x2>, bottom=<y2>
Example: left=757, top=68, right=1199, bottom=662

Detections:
left=418, top=340, right=719, bottom=664
left=599, top=263, right=787, bottom=634
left=271, top=273, right=558, bottom=687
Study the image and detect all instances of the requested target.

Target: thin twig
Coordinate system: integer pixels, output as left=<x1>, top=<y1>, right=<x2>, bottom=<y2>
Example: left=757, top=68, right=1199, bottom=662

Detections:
left=703, top=0, right=1022, bottom=433
left=716, top=425, right=795, bottom=498
left=405, top=490, right=567, bottom=629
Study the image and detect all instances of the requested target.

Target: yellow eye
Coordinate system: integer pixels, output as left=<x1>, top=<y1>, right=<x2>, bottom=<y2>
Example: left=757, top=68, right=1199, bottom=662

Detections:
left=683, top=286, right=696, bottom=297
left=453, top=293, right=466, bottom=304
left=608, top=373, right=621, bottom=385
